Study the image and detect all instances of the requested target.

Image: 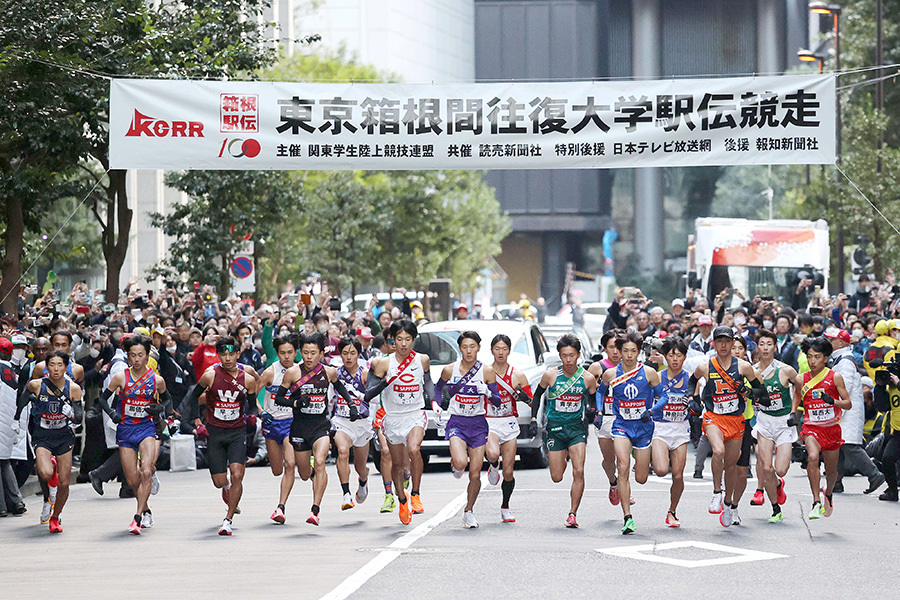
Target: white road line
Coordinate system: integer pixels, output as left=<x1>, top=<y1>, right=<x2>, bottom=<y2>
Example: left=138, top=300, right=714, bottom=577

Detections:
left=319, top=492, right=467, bottom=600
left=596, top=540, right=788, bottom=568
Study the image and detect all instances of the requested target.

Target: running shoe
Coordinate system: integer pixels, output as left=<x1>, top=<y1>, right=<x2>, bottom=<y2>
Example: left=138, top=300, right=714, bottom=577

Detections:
left=141, top=511, right=153, bottom=529
left=128, top=518, right=142, bottom=535
left=750, top=489, right=765, bottom=506
left=410, top=494, right=424, bottom=515
left=342, top=492, right=355, bottom=511
left=356, top=479, right=369, bottom=504
left=621, top=516, right=636, bottom=535
left=708, top=491, right=724, bottom=514
left=380, top=493, right=396, bottom=513
left=487, top=463, right=500, bottom=486
left=720, top=504, right=733, bottom=527
left=218, top=518, right=233, bottom=536
left=306, top=511, right=320, bottom=526
left=808, top=501, right=824, bottom=520
left=451, top=466, right=464, bottom=479
left=822, top=489, right=833, bottom=517
left=89, top=469, right=104, bottom=496
left=501, top=508, right=516, bottom=523
left=769, top=510, right=784, bottom=524
left=40, top=501, right=53, bottom=525
left=608, top=486, right=620, bottom=506
left=666, top=511, right=680, bottom=528
left=151, top=472, right=160, bottom=496
left=271, top=507, right=285, bottom=524
left=629, top=496, right=635, bottom=505
left=48, top=516, right=62, bottom=534
left=776, top=476, right=787, bottom=505
left=398, top=495, right=412, bottom=525
left=565, top=513, right=579, bottom=528
left=731, top=507, right=742, bottom=526
left=463, top=510, right=479, bottom=529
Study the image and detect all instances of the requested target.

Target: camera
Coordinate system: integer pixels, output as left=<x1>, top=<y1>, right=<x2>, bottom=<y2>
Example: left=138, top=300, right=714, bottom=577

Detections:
left=642, top=336, right=665, bottom=358
left=870, top=357, right=900, bottom=387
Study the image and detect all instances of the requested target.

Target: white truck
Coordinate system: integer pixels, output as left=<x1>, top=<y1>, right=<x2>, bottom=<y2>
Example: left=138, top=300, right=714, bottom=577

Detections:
left=687, top=218, right=830, bottom=307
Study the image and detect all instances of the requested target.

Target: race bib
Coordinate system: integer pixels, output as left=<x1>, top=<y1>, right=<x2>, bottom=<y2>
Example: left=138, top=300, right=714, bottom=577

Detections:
left=301, top=394, right=327, bottom=414
left=213, top=404, right=241, bottom=421
left=40, top=413, right=67, bottom=430
left=603, top=395, right=614, bottom=415
left=555, top=393, right=582, bottom=413
left=618, top=398, right=645, bottom=420
left=663, top=394, right=687, bottom=422
left=713, top=396, right=740, bottom=414
left=807, top=406, right=835, bottom=422
left=392, top=386, right=421, bottom=405
left=124, top=402, right=149, bottom=419
left=765, top=388, right=784, bottom=411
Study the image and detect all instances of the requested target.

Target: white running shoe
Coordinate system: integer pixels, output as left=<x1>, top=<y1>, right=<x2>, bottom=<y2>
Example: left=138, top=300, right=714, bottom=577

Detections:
left=463, top=510, right=479, bottom=528
left=49, top=486, right=57, bottom=504
left=720, top=504, right=733, bottom=528
left=708, top=491, right=724, bottom=514
left=218, top=518, right=233, bottom=536
left=341, top=492, right=355, bottom=510
left=731, top=507, right=742, bottom=526
left=451, top=466, right=464, bottom=479
left=487, top=464, right=500, bottom=486
left=151, top=472, right=160, bottom=496
left=501, top=508, right=516, bottom=523
left=40, top=501, right=53, bottom=524
left=356, top=480, right=369, bottom=504
left=141, top=511, right=153, bottom=528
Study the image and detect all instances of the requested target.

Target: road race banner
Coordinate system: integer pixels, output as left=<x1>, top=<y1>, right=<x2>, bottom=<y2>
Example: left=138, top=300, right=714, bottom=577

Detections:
left=109, top=74, right=836, bottom=170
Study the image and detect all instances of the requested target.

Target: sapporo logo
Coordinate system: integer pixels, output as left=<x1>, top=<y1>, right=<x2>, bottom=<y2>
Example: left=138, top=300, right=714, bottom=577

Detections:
left=125, top=109, right=204, bottom=137
left=218, top=138, right=261, bottom=159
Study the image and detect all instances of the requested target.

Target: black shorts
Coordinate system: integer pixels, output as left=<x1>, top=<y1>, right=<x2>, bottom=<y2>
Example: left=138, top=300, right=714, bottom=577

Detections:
left=207, top=425, right=247, bottom=475
left=290, top=415, right=331, bottom=453
left=737, top=420, right=754, bottom=467
left=32, top=428, right=76, bottom=457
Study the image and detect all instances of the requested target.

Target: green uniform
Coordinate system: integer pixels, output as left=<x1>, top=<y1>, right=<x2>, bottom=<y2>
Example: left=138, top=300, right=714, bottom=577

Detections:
left=545, top=367, right=588, bottom=451
left=757, top=361, right=792, bottom=417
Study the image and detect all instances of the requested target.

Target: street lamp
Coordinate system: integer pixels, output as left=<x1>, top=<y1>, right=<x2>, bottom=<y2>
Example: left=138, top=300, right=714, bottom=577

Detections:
left=797, top=49, right=826, bottom=73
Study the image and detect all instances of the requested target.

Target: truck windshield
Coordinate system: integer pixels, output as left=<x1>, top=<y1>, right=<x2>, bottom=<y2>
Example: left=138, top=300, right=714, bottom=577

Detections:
left=707, top=265, right=820, bottom=307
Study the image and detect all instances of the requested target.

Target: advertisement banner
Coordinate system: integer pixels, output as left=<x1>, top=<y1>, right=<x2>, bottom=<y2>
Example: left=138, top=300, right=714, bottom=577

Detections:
left=109, top=74, right=836, bottom=170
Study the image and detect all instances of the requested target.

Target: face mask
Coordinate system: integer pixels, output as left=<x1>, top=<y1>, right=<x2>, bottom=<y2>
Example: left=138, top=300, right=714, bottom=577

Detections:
left=89, top=347, right=100, bottom=358
left=254, top=341, right=263, bottom=352
left=852, top=329, right=864, bottom=338
left=317, top=324, right=329, bottom=334
left=733, top=316, right=746, bottom=326
left=893, top=332, right=900, bottom=342
left=11, top=348, right=26, bottom=365
left=166, top=344, right=177, bottom=354
left=858, top=285, right=868, bottom=294
left=763, top=320, right=773, bottom=330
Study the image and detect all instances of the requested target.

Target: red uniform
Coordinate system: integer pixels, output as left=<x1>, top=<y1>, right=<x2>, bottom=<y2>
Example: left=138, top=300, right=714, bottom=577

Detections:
left=800, top=368, right=844, bottom=452
left=205, top=364, right=248, bottom=429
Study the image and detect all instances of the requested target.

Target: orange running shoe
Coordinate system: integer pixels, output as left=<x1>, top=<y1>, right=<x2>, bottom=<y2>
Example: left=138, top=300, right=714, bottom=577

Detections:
left=410, top=494, right=424, bottom=514
left=398, top=495, right=412, bottom=525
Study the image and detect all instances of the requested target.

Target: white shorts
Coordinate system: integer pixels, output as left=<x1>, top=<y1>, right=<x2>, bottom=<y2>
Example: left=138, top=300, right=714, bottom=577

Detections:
left=487, top=417, right=520, bottom=444
left=651, top=420, right=691, bottom=451
left=332, top=416, right=374, bottom=448
left=752, top=411, right=798, bottom=446
left=382, top=410, right=427, bottom=446
left=595, top=415, right=615, bottom=440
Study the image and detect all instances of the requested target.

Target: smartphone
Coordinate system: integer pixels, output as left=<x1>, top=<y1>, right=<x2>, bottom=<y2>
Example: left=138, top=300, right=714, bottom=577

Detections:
left=147, top=290, right=153, bottom=300
left=75, top=305, right=90, bottom=314
left=287, top=293, right=299, bottom=303
left=131, top=308, right=142, bottom=318
left=300, top=293, right=312, bottom=305
left=194, top=281, right=200, bottom=291
left=240, top=315, right=250, bottom=323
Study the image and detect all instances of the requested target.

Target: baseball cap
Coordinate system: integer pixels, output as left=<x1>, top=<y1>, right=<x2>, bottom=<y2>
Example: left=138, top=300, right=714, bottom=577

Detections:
left=10, top=333, right=28, bottom=346
left=357, top=327, right=374, bottom=339
left=712, top=326, right=734, bottom=340
left=698, top=315, right=714, bottom=326
left=410, top=301, right=423, bottom=309
left=672, top=298, right=685, bottom=307
left=861, top=376, right=874, bottom=388
left=824, top=327, right=851, bottom=343
left=151, top=325, right=166, bottom=336
left=457, top=304, right=468, bottom=311
left=0, top=338, right=12, bottom=354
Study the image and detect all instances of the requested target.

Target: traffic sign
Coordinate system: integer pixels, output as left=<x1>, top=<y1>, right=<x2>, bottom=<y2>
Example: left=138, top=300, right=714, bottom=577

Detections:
left=232, top=256, right=253, bottom=279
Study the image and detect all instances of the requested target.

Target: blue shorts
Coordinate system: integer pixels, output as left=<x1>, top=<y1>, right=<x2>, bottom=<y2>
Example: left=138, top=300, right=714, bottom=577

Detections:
left=445, top=415, right=488, bottom=449
left=611, top=418, right=654, bottom=450
left=116, top=420, right=157, bottom=451
left=262, top=418, right=292, bottom=443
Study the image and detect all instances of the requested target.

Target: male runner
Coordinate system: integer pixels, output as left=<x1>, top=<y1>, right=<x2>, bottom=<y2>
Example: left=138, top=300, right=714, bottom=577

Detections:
left=486, top=334, right=532, bottom=523
left=599, top=331, right=667, bottom=534
left=256, top=335, right=297, bottom=524
left=791, top=337, right=852, bottom=519
left=15, top=351, right=82, bottom=533
left=185, top=337, right=259, bottom=535
left=275, top=333, right=356, bottom=525
left=690, top=326, right=767, bottom=528
left=332, top=337, right=373, bottom=511
left=530, top=334, right=598, bottom=528
left=651, top=336, right=690, bottom=527
left=370, top=331, right=403, bottom=514
left=96, top=335, right=170, bottom=534
left=365, top=320, right=434, bottom=525
left=433, top=331, right=502, bottom=528
left=750, top=329, right=798, bottom=523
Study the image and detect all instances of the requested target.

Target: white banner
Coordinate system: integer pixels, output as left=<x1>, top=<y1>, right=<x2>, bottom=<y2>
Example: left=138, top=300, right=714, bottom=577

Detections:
left=109, top=75, right=836, bottom=170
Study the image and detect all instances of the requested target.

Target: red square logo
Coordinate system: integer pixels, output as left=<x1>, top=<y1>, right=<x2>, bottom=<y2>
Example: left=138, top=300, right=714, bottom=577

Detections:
left=220, top=94, right=259, bottom=133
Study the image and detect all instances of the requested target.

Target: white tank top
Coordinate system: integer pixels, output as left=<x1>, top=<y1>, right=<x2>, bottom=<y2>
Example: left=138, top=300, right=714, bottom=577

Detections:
left=448, top=360, right=486, bottom=418
left=381, top=352, right=424, bottom=415
left=263, top=362, right=293, bottom=420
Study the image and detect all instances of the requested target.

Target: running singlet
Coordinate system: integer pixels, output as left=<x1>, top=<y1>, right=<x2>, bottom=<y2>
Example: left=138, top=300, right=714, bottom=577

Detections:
left=659, top=370, right=689, bottom=422
left=757, top=361, right=792, bottom=417
left=206, top=364, right=248, bottom=429
left=487, top=365, right=518, bottom=418
left=33, top=379, right=73, bottom=431
left=381, top=352, right=424, bottom=415
left=702, top=357, right=745, bottom=416
left=263, top=363, right=293, bottom=420
left=117, top=368, right=157, bottom=425
left=291, top=365, right=330, bottom=418
left=448, top=361, right=486, bottom=418
left=546, top=367, right=587, bottom=424
left=611, top=364, right=653, bottom=421
left=333, top=365, right=365, bottom=419
left=600, top=358, right=616, bottom=415
left=802, top=369, right=842, bottom=427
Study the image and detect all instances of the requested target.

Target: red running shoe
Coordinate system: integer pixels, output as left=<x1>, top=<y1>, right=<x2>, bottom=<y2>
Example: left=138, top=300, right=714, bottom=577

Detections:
left=750, top=489, right=765, bottom=506
left=48, top=516, right=62, bottom=533
left=608, top=486, right=620, bottom=506
left=776, top=477, right=787, bottom=505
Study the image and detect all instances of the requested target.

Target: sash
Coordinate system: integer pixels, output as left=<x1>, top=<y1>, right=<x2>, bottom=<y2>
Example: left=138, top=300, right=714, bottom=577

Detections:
left=337, top=365, right=363, bottom=398
left=548, top=366, right=584, bottom=400
left=447, top=361, right=483, bottom=398
left=610, top=364, right=643, bottom=389
left=495, top=365, right=517, bottom=398
left=711, top=357, right=743, bottom=395
left=801, top=368, right=830, bottom=399
left=122, top=367, right=154, bottom=397
left=289, top=362, right=323, bottom=394
left=386, top=351, right=417, bottom=386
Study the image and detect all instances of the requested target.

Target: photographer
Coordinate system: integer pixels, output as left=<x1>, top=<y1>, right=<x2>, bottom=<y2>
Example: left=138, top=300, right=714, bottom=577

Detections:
left=872, top=354, right=900, bottom=502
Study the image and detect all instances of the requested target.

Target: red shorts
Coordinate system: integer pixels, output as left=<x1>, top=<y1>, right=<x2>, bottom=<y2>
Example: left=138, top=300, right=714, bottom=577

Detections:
left=801, top=423, right=844, bottom=452
left=703, top=412, right=745, bottom=441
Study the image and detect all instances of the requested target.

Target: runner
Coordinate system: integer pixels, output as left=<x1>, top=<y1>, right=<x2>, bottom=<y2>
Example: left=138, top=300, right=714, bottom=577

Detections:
left=369, top=331, right=403, bottom=514
left=689, top=326, right=767, bottom=528
left=433, top=331, right=502, bottom=528
left=750, top=329, right=798, bottom=524
left=486, top=334, right=532, bottom=523
left=274, top=333, right=357, bottom=525
left=15, top=351, right=82, bottom=533
left=650, top=335, right=690, bottom=528
left=255, top=335, right=297, bottom=524
left=599, top=331, right=667, bottom=534
left=185, top=336, right=260, bottom=536
left=332, top=337, right=373, bottom=511
left=728, top=335, right=755, bottom=526
left=790, top=337, right=852, bottom=520
left=96, top=335, right=170, bottom=534
left=365, top=320, right=434, bottom=525
left=588, top=329, right=630, bottom=507
left=530, top=334, right=598, bottom=529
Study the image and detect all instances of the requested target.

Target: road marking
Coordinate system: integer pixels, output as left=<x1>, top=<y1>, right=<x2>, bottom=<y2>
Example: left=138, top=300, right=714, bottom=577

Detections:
left=319, top=492, right=467, bottom=600
left=596, top=540, right=788, bottom=568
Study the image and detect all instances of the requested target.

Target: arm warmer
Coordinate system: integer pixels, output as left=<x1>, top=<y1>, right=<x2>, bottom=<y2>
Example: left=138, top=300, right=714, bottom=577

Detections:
left=72, top=400, right=84, bottom=424
left=332, top=378, right=353, bottom=404
left=518, top=384, right=533, bottom=404
left=688, top=374, right=700, bottom=395
left=364, top=373, right=388, bottom=402
left=487, top=382, right=502, bottom=407
left=96, top=388, right=117, bottom=419
left=423, top=371, right=434, bottom=404
left=434, top=377, right=449, bottom=409
left=274, top=385, right=293, bottom=408
left=650, top=382, right=669, bottom=415
left=14, top=389, right=35, bottom=420
left=185, top=383, right=205, bottom=417
left=531, top=384, right=547, bottom=419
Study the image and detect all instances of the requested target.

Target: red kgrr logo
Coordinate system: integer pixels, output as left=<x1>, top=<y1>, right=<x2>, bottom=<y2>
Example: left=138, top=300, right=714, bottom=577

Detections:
left=218, top=138, right=261, bottom=158
left=125, top=109, right=204, bottom=137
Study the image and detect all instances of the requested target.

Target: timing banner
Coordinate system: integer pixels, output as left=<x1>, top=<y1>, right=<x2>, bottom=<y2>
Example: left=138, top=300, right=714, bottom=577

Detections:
left=109, top=74, right=836, bottom=170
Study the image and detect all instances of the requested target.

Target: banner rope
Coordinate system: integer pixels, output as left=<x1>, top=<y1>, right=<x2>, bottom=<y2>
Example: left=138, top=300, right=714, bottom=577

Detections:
left=835, top=164, right=900, bottom=238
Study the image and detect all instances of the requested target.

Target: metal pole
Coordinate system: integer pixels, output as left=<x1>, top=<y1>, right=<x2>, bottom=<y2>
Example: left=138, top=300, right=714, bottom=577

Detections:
left=834, top=11, right=844, bottom=290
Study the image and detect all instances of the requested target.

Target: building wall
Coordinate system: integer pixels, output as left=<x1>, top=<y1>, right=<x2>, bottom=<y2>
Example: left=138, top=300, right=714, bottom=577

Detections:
left=495, top=234, right=542, bottom=300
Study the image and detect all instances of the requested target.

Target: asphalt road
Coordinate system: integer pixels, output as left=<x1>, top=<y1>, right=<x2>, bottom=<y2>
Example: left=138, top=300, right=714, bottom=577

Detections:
left=1, top=435, right=897, bottom=599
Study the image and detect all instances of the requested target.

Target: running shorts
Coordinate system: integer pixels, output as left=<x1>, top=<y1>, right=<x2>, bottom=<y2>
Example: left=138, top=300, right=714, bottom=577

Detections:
left=207, top=425, right=247, bottom=475
left=594, top=415, right=615, bottom=440
left=32, top=428, right=75, bottom=456
left=801, top=423, right=844, bottom=452
left=651, top=420, right=690, bottom=451
left=752, top=411, right=798, bottom=446
left=262, top=418, right=292, bottom=444
left=702, top=411, right=745, bottom=441
left=332, top=415, right=374, bottom=448
left=446, top=414, right=489, bottom=449
left=545, top=419, right=587, bottom=451
left=487, top=416, right=520, bottom=444
left=290, top=415, right=331, bottom=453
left=116, top=420, right=157, bottom=451
left=611, top=417, right=654, bottom=450
left=382, top=411, right=427, bottom=446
